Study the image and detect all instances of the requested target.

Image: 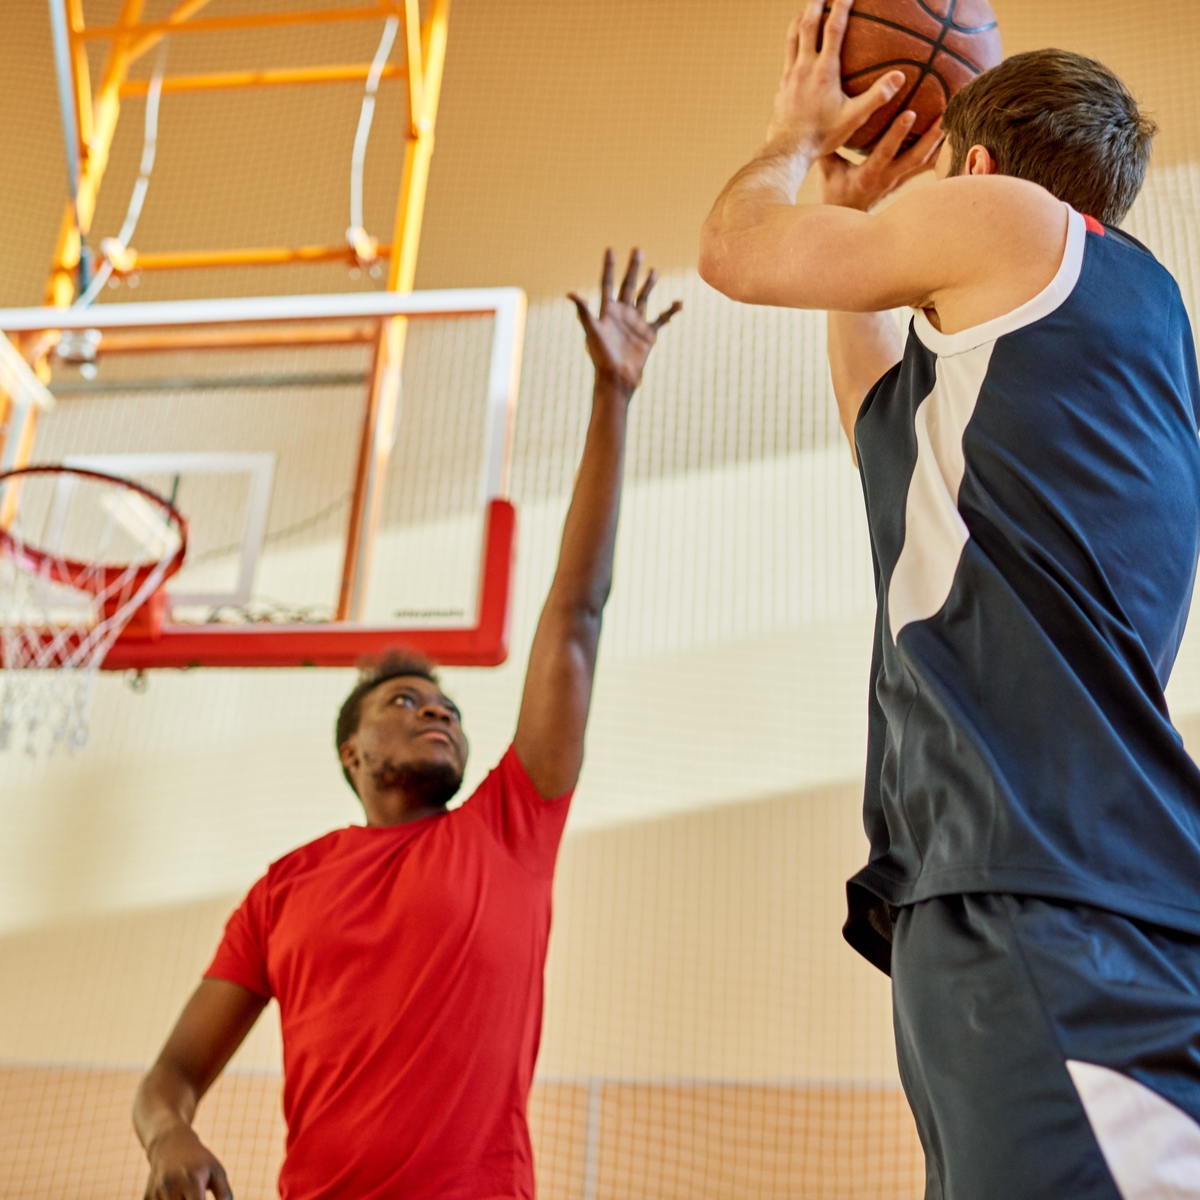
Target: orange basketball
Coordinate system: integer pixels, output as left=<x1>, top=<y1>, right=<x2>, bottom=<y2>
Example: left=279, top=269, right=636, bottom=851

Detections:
left=826, top=0, right=1003, bottom=151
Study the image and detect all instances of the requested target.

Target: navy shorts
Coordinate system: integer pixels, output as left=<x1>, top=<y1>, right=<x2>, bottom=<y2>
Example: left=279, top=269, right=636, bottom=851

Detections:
left=891, top=894, right=1200, bottom=1199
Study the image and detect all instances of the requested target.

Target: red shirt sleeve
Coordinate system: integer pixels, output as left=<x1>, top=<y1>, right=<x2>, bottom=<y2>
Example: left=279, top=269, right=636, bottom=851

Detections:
left=464, top=744, right=573, bottom=879
left=204, top=873, right=273, bottom=999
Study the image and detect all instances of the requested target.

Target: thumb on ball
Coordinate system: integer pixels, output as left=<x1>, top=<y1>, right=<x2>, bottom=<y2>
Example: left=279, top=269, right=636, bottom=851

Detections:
left=846, top=70, right=906, bottom=125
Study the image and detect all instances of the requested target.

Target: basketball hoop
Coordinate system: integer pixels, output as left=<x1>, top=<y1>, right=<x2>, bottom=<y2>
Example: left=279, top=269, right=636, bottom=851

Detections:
left=0, top=465, right=187, bottom=753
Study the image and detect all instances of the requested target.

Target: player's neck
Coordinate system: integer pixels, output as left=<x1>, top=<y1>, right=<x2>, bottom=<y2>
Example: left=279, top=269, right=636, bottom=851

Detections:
left=361, top=792, right=448, bottom=827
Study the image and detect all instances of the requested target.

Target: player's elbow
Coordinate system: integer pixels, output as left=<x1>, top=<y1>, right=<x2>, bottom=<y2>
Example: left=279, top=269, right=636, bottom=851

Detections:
left=546, top=588, right=608, bottom=635
left=698, top=223, right=739, bottom=299
left=699, top=233, right=750, bottom=304
left=132, top=1058, right=198, bottom=1141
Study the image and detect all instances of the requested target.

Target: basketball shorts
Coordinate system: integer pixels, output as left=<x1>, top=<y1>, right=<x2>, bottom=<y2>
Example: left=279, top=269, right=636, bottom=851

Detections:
left=891, top=893, right=1200, bottom=1200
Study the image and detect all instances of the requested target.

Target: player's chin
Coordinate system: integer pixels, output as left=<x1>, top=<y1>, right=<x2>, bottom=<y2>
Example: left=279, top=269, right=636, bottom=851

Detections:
left=405, top=734, right=462, bottom=769
left=405, top=754, right=465, bottom=806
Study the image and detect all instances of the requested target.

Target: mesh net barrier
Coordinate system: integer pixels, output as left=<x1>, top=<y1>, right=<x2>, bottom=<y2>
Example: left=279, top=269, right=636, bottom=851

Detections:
left=4, top=2, right=1200, bottom=1198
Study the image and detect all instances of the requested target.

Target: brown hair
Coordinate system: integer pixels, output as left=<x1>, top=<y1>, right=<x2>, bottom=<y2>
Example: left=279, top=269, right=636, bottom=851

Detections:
left=942, top=49, right=1157, bottom=226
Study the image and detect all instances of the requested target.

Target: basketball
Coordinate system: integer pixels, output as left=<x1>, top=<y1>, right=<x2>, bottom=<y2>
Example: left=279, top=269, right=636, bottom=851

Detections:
left=827, top=0, right=1003, bottom=151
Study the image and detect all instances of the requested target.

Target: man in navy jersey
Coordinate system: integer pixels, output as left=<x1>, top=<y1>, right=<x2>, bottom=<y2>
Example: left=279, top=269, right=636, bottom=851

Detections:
left=701, top=2, right=1200, bottom=1196
left=131, top=250, right=680, bottom=1200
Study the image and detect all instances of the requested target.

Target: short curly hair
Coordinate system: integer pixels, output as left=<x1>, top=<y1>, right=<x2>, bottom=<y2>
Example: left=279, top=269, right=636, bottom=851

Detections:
left=943, top=49, right=1157, bottom=226
left=335, top=649, right=441, bottom=790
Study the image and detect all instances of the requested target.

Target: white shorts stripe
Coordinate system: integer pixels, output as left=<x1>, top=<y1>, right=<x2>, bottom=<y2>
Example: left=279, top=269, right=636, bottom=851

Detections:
left=1068, top=1059, right=1200, bottom=1198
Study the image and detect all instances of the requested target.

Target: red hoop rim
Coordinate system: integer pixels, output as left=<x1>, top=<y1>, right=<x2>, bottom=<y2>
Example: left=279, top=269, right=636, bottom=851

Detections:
left=0, top=464, right=189, bottom=595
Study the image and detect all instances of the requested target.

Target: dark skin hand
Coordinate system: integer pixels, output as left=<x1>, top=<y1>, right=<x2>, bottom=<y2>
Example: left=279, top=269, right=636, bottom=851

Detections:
left=132, top=250, right=681, bottom=1195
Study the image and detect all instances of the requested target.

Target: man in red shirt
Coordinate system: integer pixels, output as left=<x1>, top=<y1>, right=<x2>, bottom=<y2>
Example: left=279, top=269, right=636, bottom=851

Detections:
left=133, top=250, right=681, bottom=1200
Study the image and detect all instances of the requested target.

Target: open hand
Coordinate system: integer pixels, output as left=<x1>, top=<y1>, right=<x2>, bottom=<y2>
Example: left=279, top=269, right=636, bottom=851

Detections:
left=767, top=0, right=906, bottom=158
left=817, top=112, right=944, bottom=212
left=569, top=249, right=682, bottom=395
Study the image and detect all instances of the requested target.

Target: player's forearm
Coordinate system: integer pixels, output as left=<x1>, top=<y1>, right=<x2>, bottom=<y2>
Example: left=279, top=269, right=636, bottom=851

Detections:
left=513, top=377, right=630, bottom=797
left=700, top=140, right=816, bottom=300
left=827, top=310, right=904, bottom=455
left=545, top=375, right=631, bottom=626
left=515, top=249, right=675, bottom=798
left=133, top=1060, right=200, bottom=1152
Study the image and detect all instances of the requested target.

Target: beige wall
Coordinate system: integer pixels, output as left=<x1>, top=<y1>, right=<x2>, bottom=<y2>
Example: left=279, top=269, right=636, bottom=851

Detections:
left=3, top=1, right=1200, bottom=307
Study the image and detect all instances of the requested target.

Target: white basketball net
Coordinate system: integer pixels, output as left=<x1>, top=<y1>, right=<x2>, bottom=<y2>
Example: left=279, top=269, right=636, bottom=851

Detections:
left=0, top=469, right=184, bottom=754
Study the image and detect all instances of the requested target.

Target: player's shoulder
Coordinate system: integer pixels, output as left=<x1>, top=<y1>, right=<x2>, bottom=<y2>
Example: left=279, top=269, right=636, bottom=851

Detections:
left=1085, top=220, right=1187, bottom=316
left=458, top=744, right=528, bottom=805
left=1098, top=223, right=1156, bottom=258
left=901, top=174, right=1064, bottom=236
left=264, top=826, right=355, bottom=881
left=884, top=175, right=1066, bottom=280
left=457, top=744, right=564, bottom=818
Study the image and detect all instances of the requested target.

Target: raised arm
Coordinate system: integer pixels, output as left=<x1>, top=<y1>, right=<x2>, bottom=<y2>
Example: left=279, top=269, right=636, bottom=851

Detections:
left=513, top=249, right=680, bottom=798
left=698, top=0, right=1066, bottom=328
left=817, top=107, right=943, bottom=454
left=134, top=979, right=267, bottom=1200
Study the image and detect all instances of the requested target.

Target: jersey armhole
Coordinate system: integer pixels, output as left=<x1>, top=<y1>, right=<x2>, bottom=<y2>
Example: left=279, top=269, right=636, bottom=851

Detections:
left=912, top=205, right=1085, bottom=357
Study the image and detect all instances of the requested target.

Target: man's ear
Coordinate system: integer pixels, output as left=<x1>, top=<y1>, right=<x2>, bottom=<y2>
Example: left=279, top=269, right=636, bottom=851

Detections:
left=338, top=735, right=359, bottom=775
left=964, top=144, right=998, bottom=176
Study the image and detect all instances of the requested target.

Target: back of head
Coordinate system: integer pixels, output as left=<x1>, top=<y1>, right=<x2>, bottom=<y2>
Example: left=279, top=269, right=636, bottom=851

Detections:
left=942, top=49, right=1157, bottom=226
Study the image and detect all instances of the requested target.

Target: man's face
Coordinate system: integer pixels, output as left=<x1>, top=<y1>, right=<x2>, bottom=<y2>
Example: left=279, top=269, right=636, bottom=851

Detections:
left=343, top=675, right=469, bottom=794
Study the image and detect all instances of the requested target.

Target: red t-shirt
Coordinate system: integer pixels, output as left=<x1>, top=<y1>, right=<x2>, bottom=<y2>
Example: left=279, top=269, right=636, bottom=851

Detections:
left=205, top=746, right=571, bottom=1200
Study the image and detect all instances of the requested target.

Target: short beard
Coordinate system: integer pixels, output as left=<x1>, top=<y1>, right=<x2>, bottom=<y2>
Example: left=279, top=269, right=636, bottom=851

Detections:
left=369, top=758, right=463, bottom=809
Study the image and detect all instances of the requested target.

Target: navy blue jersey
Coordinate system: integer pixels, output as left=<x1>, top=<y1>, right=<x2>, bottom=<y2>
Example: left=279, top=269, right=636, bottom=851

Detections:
left=846, top=206, right=1200, bottom=974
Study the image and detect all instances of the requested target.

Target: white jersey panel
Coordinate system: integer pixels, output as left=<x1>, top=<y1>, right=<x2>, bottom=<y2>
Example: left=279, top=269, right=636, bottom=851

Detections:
left=888, top=204, right=1089, bottom=643
left=912, top=205, right=1087, bottom=357
left=888, top=341, right=994, bottom=641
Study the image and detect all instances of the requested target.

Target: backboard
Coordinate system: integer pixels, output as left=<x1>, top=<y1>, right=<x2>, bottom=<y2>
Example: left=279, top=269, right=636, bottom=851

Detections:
left=0, top=288, right=525, bottom=669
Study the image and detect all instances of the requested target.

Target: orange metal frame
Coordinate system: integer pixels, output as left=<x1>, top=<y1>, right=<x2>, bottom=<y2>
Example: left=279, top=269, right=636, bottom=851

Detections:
left=0, top=0, right=470, bottom=654
left=43, top=0, right=442, bottom=301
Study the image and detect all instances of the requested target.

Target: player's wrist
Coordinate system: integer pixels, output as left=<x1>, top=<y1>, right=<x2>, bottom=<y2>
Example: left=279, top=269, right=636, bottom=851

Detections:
left=593, top=367, right=638, bottom=401
left=763, top=122, right=821, bottom=164
left=145, top=1120, right=199, bottom=1159
left=754, top=135, right=818, bottom=201
left=823, top=191, right=876, bottom=213
left=816, top=178, right=871, bottom=212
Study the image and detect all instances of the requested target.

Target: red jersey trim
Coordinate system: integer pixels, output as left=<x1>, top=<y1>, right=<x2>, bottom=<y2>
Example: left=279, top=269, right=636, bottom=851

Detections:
left=1083, top=214, right=1106, bottom=236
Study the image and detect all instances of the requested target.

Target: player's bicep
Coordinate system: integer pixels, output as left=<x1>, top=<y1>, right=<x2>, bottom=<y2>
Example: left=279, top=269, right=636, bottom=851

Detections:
left=703, top=198, right=945, bottom=314
left=706, top=176, right=1065, bottom=317
left=157, top=979, right=267, bottom=1097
